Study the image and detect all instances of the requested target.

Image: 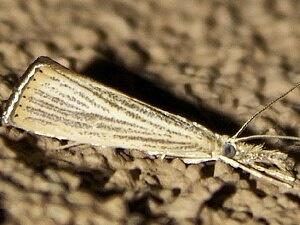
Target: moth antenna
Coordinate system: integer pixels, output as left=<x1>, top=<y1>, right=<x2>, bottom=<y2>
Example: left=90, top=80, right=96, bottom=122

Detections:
left=231, top=81, right=300, bottom=140
left=234, top=134, right=300, bottom=143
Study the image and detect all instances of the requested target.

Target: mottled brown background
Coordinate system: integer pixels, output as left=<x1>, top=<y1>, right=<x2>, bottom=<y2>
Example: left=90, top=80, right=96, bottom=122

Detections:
left=0, top=1, right=299, bottom=224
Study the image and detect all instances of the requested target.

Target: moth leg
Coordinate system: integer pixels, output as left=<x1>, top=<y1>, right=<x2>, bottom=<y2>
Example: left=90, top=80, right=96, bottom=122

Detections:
left=160, top=154, right=166, bottom=160
left=52, top=142, right=88, bottom=150
left=182, top=158, right=217, bottom=164
left=218, top=156, right=293, bottom=188
left=250, top=164, right=295, bottom=183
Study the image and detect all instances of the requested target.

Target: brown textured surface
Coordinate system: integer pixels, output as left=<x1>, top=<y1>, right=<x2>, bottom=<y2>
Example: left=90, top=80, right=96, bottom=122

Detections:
left=0, top=1, right=299, bottom=224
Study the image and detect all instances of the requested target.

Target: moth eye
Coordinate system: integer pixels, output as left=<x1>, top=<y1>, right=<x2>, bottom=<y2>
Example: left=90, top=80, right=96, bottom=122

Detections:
left=223, top=142, right=236, bottom=158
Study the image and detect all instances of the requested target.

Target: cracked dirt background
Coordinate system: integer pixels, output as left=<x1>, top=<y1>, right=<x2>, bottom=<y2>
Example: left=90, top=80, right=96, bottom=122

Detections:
left=0, top=0, right=299, bottom=224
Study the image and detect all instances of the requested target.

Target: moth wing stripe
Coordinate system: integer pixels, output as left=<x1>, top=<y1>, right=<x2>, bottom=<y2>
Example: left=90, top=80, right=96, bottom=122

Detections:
left=25, top=93, right=181, bottom=137
left=41, top=67, right=113, bottom=112
left=54, top=69, right=196, bottom=137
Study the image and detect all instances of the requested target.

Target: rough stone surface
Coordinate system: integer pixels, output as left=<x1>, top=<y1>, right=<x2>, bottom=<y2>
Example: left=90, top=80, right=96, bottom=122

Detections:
left=0, top=1, right=299, bottom=224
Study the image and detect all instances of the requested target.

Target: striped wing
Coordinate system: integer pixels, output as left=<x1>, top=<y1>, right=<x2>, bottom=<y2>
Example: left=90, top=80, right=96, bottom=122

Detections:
left=2, top=57, right=218, bottom=158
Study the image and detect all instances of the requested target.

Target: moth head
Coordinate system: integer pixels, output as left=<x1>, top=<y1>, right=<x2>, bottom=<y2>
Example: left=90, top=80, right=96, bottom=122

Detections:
left=223, top=140, right=295, bottom=181
left=222, top=141, right=237, bottom=158
left=216, top=135, right=235, bottom=156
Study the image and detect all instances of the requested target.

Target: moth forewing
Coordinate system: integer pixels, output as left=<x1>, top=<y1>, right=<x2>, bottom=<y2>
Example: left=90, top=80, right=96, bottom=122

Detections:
left=2, top=56, right=220, bottom=159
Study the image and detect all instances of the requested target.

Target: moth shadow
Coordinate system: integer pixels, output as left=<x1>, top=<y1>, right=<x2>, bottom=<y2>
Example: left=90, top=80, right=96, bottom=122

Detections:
left=0, top=134, right=182, bottom=221
left=204, top=183, right=236, bottom=209
left=0, top=134, right=122, bottom=198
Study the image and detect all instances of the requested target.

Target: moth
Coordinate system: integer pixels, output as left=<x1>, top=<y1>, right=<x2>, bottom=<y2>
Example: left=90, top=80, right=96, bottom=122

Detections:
left=2, top=56, right=300, bottom=187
